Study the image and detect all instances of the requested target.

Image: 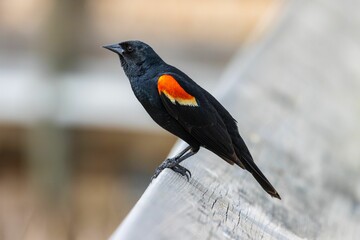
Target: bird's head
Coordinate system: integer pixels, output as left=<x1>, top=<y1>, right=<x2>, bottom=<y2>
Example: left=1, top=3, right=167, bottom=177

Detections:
left=103, top=40, right=163, bottom=77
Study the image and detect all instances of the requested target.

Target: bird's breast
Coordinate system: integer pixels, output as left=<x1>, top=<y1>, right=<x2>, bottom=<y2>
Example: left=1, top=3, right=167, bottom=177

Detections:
left=130, top=78, right=162, bottom=110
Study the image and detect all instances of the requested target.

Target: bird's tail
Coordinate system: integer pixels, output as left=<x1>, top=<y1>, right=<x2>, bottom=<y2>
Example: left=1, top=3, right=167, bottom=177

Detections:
left=237, top=153, right=281, bottom=199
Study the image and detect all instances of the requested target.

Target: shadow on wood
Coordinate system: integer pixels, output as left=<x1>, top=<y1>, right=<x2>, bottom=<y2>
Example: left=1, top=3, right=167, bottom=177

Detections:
left=110, top=0, right=360, bottom=239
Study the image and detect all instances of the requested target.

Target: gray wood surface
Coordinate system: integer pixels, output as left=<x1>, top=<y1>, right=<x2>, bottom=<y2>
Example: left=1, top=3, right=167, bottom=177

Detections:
left=110, top=0, right=360, bottom=239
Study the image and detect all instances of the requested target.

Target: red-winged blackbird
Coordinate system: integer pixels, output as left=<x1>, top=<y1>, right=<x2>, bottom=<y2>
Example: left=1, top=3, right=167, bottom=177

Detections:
left=104, top=40, right=280, bottom=199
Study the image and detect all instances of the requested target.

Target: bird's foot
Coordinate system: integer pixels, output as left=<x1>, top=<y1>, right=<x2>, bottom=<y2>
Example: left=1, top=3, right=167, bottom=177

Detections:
left=151, top=157, right=191, bottom=181
left=171, top=164, right=191, bottom=181
left=151, top=165, right=165, bottom=180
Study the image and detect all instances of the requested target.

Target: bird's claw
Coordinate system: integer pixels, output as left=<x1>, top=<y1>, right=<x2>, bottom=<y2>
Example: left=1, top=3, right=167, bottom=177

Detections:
left=151, top=166, right=164, bottom=181
left=151, top=158, right=192, bottom=181
left=171, top=164, right=192, bottom=181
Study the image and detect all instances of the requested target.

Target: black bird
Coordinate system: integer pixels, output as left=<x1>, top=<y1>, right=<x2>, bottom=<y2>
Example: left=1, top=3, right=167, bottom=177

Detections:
left=104, top=40, right=280, bottom=199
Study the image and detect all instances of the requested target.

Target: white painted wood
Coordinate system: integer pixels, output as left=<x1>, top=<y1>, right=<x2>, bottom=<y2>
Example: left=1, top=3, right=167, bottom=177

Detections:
left=0, top=57, right=220, bottom=130
left=110, top=0, right=360, bottom=239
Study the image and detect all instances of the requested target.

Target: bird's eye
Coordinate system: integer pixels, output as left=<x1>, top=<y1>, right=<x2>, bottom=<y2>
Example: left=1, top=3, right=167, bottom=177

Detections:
left=126, top=45, right=134, bottom=52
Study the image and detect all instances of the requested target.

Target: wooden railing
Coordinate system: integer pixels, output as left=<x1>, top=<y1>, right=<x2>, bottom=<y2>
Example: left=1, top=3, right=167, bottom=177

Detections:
left=110, top=1, right=360, bottom=239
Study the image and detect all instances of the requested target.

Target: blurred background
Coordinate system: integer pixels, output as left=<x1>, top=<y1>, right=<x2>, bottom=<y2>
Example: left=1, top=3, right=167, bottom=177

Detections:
left=0, top=0, right=281, bottom=239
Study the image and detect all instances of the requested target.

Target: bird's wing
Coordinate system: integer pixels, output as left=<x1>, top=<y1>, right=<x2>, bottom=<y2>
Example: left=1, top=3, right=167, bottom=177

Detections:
left=199, top=83, right=281, bottom=198
left=157, top=73, right=281, bottom=198
left=157, top=73, right=237, bottom=163
left=205, top=93, right=254, bottom=164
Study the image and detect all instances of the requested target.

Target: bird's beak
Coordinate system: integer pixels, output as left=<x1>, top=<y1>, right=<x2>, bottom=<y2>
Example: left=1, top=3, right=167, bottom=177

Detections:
left=103, top=44, right=124, bottom=55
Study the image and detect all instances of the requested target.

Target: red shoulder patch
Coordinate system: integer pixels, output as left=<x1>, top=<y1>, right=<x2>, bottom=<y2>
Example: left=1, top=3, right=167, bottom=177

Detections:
left=157, top=74, right=198, bottom=107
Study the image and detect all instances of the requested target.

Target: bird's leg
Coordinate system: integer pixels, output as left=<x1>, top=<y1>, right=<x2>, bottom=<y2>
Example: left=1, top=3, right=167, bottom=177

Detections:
left=169, top=150, right=197, bottom=180
left=152, top=146, right=197, bottom=181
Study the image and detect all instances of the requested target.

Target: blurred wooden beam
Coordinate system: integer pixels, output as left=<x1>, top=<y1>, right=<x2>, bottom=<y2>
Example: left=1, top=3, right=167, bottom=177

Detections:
left=42, top=0, right=87, bottom=71
left=25, top=0, right=87, bottom=222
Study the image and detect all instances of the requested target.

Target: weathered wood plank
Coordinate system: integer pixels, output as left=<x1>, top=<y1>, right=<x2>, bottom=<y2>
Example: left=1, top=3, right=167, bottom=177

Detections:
left=110, top=0, right=360, bottom=239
